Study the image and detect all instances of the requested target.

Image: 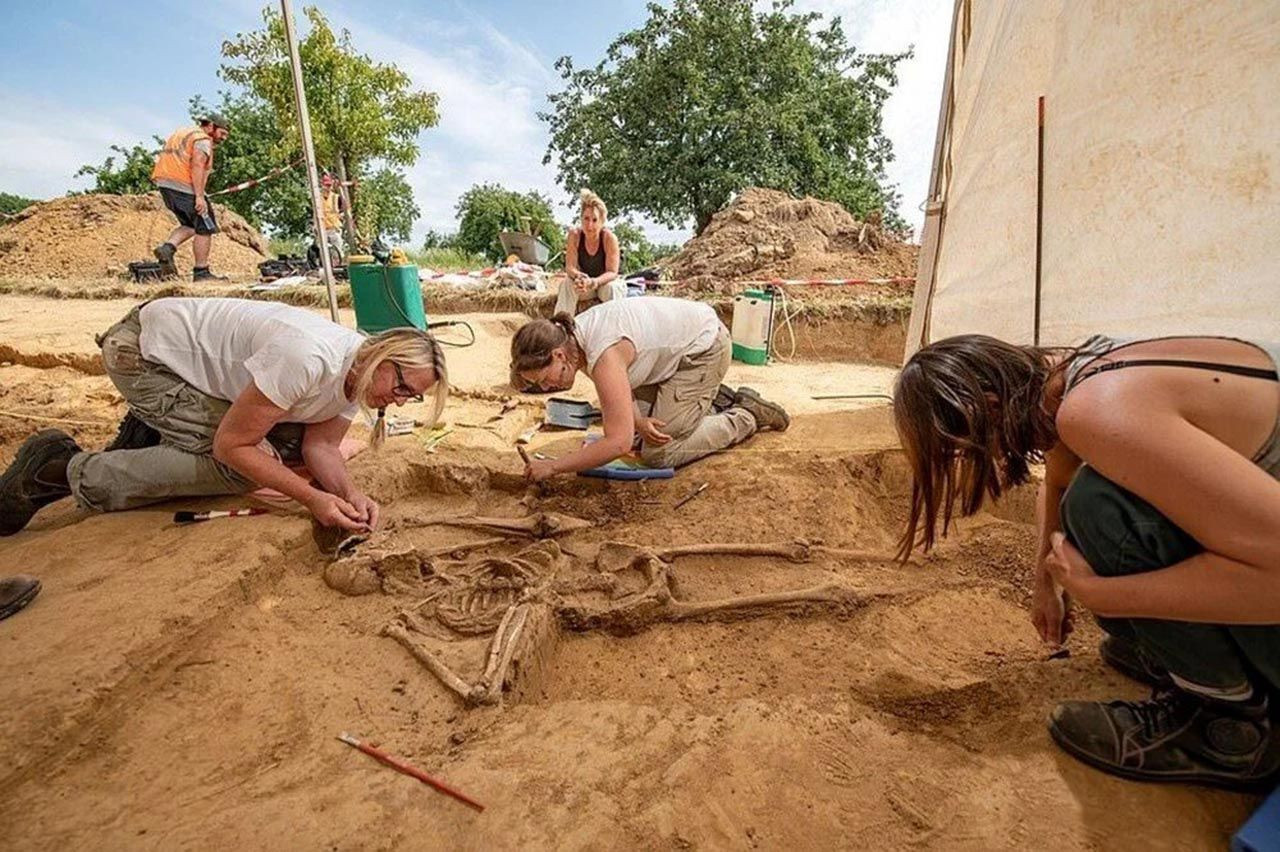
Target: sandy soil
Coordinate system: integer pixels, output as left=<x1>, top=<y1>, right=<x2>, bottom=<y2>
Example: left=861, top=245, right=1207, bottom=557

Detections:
left=0, top=293, right=1258, bottom=849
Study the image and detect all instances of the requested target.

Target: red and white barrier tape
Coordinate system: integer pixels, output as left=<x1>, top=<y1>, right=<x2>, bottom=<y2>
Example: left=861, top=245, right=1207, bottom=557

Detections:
left=738, top=277, right=915, bottom=287
left=417, top=268, right=913, bottom=291
left=209, top=158, right=304, bottom=196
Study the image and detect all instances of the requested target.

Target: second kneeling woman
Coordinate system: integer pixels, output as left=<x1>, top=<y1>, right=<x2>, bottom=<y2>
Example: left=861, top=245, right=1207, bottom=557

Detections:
left=511, top=297, right=789, bottom=481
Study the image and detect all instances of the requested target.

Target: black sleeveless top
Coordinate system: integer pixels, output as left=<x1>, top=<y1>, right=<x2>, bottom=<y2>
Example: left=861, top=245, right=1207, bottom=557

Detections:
left=574, top=228, right=609, bottom=278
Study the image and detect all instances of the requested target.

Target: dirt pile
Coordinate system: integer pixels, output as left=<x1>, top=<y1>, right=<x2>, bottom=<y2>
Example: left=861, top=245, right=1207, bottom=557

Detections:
left=0, top=193, right=269, bottom=281
left=663, top=188, right=919, bottom=291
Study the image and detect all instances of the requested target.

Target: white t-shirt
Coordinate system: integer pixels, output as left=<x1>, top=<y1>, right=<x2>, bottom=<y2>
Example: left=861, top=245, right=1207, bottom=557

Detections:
left=574, top=297, right=724, bottom=389
left=139, top=298, right=365, bottom=423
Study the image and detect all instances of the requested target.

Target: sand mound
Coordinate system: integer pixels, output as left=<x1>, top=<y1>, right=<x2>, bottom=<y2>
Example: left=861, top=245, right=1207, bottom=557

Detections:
left=663, top=187, right=919, bottom=291
left=0, top=193, right=269, bottom=281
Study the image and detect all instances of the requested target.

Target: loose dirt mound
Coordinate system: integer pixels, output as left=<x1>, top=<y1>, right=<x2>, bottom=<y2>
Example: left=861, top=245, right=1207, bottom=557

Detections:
left=0, top=193, right=269, bottom=281
left=663, top=187, right=919, bottom=291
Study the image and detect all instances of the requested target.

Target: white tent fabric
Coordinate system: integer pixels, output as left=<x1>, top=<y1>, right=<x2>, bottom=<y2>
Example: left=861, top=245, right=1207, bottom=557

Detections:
left=908, top=0, right=1280, bottom=355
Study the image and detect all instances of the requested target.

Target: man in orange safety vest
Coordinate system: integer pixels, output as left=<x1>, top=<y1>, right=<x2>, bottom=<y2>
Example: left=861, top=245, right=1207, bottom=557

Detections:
left=151, top=114, right=231, bottom=282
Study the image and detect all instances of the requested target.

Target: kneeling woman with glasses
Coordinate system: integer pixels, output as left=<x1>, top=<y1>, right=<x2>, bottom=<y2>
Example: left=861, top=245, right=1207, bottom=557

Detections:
left=0, top=298, right=448, bottom=536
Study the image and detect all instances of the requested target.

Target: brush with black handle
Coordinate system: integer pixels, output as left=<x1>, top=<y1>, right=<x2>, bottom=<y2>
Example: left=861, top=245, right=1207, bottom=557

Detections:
left=173, top=508, right=269, bottom=525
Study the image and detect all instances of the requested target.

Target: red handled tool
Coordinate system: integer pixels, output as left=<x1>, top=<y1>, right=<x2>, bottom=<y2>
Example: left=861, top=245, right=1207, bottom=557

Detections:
left=337, top=732, right=485, bottom=812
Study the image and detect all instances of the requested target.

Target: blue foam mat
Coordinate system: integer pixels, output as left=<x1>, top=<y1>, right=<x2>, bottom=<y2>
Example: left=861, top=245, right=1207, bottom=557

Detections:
left=1233, top=786, right=1280, bottom=852
left=579, top=465, right=675, bottom=480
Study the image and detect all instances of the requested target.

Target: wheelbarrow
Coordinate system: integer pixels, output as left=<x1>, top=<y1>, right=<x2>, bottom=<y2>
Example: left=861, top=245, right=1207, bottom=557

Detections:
left=499, top=231, right=551, bottom=266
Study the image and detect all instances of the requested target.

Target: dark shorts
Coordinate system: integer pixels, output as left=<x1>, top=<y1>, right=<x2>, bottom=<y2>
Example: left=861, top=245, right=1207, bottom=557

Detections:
left=159, top=187, right=218, bottom=235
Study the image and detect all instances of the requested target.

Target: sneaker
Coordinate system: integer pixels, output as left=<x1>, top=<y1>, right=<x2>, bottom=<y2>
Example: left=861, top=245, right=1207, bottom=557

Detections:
left=0, top=429, right=80, bottom=536
left=1100, top=636, right=1173, bottom=688
left=153, top=242, right=178, bottom=278
left=712, top=384, right=737, bottom=413
left=105, top=412, right=161, bottom=452
left=733, top=387, right=790, bottom=432
left=192, top=268, right=229, bottom=282
left=1049, top=688, right=1280, bottom=789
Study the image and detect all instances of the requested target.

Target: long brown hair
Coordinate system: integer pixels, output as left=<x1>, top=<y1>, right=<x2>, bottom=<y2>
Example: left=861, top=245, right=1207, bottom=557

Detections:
left=893, top=334, right=1079, bottom=559
left=509, top=313, right=577, bottom=389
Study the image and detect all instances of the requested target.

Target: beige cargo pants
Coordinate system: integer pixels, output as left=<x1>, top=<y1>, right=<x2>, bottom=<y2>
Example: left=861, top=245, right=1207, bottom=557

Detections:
left=66, top=306, right=302, bottom=512
left=554, top=278, right=627, bottom=316
left=635, top=327, right=757, bottom=468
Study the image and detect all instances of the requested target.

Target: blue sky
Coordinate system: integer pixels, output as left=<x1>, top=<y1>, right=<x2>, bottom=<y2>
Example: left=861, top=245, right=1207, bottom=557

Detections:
left=0, top=0, right=949, bottom=244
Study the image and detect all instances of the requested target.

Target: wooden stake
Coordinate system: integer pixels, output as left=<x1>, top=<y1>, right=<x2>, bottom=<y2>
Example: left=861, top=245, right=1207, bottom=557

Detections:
left=1034, top=95, right=1045, bottom=346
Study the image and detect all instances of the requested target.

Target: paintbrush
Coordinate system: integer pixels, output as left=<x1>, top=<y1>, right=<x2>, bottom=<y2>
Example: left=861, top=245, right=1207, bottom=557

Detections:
left=673, top=482, right=709, bottom=510
left=173, top=508, right=269, bottom=525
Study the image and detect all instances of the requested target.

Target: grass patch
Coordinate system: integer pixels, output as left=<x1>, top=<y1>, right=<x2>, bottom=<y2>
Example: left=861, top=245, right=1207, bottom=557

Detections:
left=405, top=247, right=489, bottom=272
left=268, top=236, right=307, bottom=257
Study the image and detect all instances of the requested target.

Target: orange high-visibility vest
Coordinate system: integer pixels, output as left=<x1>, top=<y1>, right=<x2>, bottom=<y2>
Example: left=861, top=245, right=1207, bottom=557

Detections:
left=151, top=126, right=213, bottom=187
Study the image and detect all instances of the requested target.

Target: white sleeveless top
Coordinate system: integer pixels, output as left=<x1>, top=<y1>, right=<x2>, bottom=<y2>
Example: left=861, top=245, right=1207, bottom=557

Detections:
left=573, top=297, right=723, bottom=389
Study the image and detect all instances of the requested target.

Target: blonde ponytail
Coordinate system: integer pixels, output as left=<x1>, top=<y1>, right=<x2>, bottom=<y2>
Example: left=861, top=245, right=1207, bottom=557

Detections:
left=579, top=188, right=607, bottom=222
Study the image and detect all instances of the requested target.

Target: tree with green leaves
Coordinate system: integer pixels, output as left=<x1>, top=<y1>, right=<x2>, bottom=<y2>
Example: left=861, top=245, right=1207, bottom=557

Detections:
left=220, top=5, right=438, bottom=242
left=610, top=220, right=679, bottom=274
left=75, top=141, right=161, bottom=195
left=541, top=0, right=908, bottom=234
left=352, top=168, right=419, bottom=243
left=0, top=192, right=40, bottom=216
left=454, top=183, right=565, bottom=263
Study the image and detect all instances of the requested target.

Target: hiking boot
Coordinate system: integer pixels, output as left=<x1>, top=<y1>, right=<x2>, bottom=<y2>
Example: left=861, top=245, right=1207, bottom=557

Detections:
left=105, top=411, right=161, bottom=452
left=1100, top=636, right=1173, bottom=688
left=192, top=267, right=229, bottom=282
left=0, top=575, right=41, bottom=621
left=0, top=429, right=80, bottom=536
left=734, top=387, right=790, bottom=432
left=712, top=384, right=737, bottom=413
left=153, top=242, right=178, bottom=277
left=1049, top=688, right=1280, bottom=789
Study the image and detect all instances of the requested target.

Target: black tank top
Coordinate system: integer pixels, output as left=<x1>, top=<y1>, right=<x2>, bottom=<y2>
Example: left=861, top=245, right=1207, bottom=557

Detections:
left=575, top=229, right=608, bottom=278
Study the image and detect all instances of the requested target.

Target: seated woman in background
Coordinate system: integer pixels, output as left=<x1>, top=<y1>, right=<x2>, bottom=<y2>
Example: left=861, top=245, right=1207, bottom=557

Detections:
left=510, top=296, right=790, bottom=479
left=0, top=298, right=447, bottom=536
left=894, top=332, right=1280, bottom=789
left=555, top=189, right=624, bottom=316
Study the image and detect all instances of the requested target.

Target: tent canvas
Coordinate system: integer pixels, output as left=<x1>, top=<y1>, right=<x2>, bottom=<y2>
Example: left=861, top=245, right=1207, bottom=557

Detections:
left=906, top=0, right=1280, bottom=358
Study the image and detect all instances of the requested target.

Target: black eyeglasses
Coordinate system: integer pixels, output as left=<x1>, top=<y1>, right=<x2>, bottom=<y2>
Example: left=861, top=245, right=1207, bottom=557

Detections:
left=392, top=362, right=424, bottom=402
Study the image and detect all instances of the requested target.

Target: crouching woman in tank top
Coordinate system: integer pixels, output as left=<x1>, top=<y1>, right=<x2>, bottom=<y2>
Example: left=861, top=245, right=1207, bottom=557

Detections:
left=554, top=189, right=624, bottom=316
left=510, top=297, right=790, bottom=480
left=894, top=332, right=1280, bottom=790
left=0, top=297, right=448, bottom=536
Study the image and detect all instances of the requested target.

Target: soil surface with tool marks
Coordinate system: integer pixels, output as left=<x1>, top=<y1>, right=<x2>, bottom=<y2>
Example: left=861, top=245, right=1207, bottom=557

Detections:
left=0, top=193, right=269, bottom=280
left=0, top=292, right=1259, bottom=849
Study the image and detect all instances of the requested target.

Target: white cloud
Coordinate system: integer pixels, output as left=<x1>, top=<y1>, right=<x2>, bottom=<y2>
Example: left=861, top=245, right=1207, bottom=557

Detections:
left=0, top=90, right=175, bottom=200
left=321, top=8, right=573, bottom=246
left=790, top=0, right=952, bottom=235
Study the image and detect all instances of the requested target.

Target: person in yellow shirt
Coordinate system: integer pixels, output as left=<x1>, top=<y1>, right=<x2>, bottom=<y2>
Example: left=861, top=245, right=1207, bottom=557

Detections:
left=151, top=114, right=231, bottom=281
left=320, top=174, right=346, bottom=259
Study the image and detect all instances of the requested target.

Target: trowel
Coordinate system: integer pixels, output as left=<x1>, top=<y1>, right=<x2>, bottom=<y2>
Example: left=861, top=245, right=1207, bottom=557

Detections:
left=544, top=397, right=601, bottom=430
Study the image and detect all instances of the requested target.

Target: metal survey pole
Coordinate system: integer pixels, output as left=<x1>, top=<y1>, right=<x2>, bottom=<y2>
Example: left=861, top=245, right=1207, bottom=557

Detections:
left=281, top=0, right=340, bottom=323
